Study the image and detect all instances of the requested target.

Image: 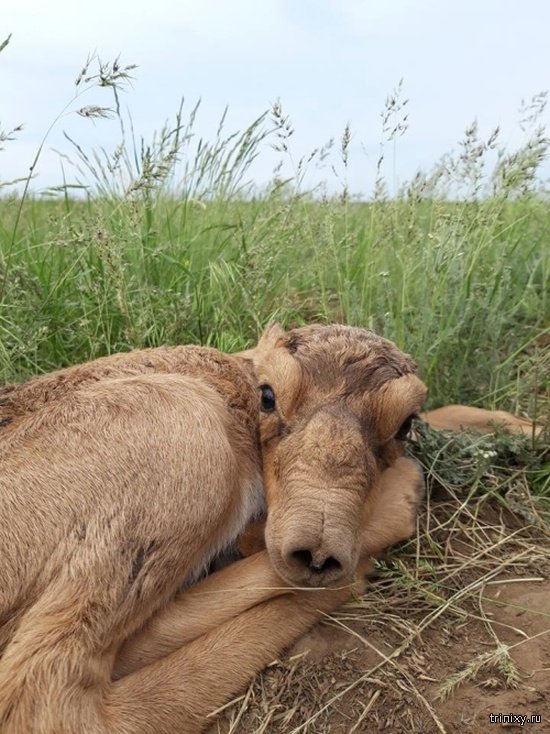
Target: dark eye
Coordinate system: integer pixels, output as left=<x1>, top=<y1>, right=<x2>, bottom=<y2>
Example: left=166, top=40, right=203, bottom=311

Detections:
left=260, top=384, right=276, bottom=413
left=395, top=415, right=414, bottom=441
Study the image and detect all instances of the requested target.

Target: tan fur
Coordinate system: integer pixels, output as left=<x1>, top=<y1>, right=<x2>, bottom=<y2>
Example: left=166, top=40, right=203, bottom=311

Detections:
left=113, top=456, right=423, bottom=681
left=0, top=322, right=526, bottom=733
left=241, top=323, right=427, bottom=588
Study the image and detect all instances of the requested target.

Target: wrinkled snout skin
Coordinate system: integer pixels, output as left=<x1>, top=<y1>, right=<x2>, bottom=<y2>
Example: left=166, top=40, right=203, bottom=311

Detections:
left=241, top=323, right=428, bottom=589
left=264, top=406, right=376, bottom=586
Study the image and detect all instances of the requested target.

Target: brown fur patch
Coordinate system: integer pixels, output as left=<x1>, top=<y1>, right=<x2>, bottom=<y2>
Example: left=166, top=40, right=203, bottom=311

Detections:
left=284, top=325, right=417, bottom=395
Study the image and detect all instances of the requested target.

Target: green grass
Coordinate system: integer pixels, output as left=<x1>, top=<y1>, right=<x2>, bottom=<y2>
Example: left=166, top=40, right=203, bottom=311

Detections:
left=1, top=50, right=549, bottom=423
left=1, top=194, right=548, bottom=414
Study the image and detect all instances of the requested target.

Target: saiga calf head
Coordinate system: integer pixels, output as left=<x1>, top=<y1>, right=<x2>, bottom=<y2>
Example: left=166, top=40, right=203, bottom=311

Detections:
left=241, top=323, right=427, bottom=588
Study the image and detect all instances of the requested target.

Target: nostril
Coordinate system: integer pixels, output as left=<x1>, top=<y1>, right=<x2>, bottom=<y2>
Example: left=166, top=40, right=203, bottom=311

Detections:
left=291, top=549, right=342, bottom=574
left=291, top=548, right=313, bottom=568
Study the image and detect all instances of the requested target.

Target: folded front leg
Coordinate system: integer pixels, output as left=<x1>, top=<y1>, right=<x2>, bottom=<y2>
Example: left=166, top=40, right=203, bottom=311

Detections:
left=115, top=456, right=424, bottom=679
left=359, top=456, right=424, bottom=556
left=109, top=579, right=360, bottom=734
left=114, top=550, right=291, bottom=678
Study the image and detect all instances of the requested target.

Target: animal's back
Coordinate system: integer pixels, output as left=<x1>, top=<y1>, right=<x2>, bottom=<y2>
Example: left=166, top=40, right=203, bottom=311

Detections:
left=0, top=347, right=262, bottom=729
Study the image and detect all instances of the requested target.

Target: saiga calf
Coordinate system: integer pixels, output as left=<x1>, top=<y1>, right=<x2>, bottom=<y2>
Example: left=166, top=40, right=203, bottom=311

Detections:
left=1, top=323, right=534, bottom=733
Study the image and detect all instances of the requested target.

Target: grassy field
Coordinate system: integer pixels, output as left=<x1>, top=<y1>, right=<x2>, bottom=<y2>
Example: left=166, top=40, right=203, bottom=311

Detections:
left=1, top=183, right=549, bottom=409
left=1, top=55, right=548, bottom=415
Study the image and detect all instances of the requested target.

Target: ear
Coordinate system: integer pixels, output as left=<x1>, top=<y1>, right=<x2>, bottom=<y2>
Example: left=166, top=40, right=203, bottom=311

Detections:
left=257, top=321, right=287, bottom=349
left=234, top=322, right=287, bottom=362
left=373, top=374, right=428, bottom=442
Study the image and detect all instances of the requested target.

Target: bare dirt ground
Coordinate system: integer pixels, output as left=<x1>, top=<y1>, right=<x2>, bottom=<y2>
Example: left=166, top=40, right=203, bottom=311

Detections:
left=209, top=439, right=550, bottom=734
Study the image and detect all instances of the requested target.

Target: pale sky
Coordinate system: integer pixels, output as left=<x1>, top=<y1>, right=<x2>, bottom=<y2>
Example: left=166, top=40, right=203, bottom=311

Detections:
left=2, top=0, right=549, bottom=196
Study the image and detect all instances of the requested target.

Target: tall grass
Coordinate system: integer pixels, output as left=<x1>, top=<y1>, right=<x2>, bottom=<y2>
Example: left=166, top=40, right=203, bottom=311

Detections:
left=0, top=47, right=548, bottom=421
